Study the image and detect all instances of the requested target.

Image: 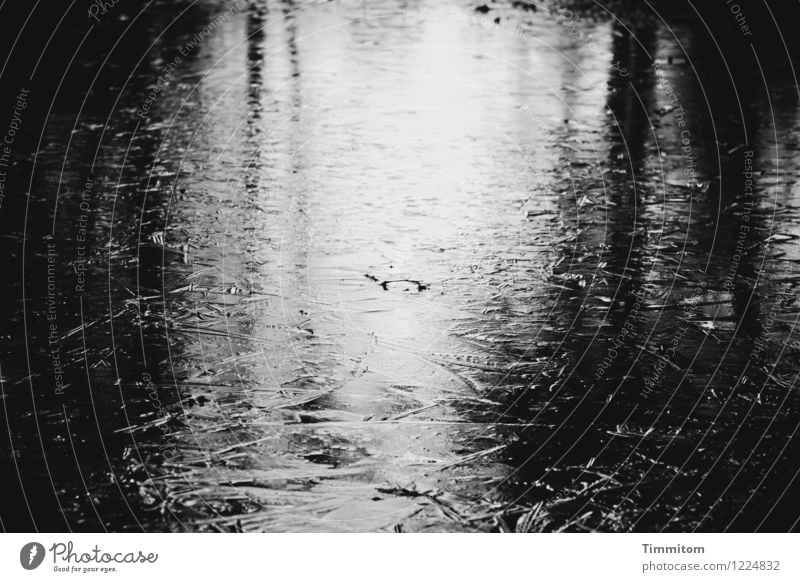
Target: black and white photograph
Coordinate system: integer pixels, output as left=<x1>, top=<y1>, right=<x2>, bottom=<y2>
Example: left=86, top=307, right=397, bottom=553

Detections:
left=1, top=0, right=800, bottom=577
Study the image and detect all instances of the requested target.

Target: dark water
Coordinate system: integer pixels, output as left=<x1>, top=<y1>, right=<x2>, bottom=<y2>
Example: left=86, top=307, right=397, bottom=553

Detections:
left=2, top=0, right=800, bottom=532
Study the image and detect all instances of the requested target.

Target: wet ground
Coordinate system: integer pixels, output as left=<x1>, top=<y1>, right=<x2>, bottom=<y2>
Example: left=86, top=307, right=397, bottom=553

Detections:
left=2, top=0, right=800, bottom=532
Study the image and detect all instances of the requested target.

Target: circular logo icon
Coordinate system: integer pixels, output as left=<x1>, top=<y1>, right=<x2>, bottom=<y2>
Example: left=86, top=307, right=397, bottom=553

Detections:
left=20, top=542, right=45, bottom=570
